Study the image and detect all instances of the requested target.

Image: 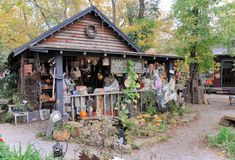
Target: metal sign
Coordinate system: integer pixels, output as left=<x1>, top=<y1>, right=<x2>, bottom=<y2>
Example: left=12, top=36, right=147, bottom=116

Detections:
left=111, top=58, right=144, bottom=74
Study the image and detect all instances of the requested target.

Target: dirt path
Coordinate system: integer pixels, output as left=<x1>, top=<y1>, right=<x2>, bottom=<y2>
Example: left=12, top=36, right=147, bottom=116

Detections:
left=124, top=94, right=234, bottom=160
left=0, top=94, right=234, bottom=160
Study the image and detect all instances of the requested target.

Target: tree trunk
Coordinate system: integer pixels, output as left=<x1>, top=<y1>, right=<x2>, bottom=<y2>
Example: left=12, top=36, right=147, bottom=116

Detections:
left=185, top=47, right=204, bottom=104
left=63, top=0, right=68, bottom=19
left=185, top=7, right=204, bottom=104
left=22, top=6, right=33, bottom=39
left=111, top=0, right=117, bottom=24
left=126, top=4, right=134, bottom=25
left=88, top=0, right=93, bottom=6
left=138, top=0, right=145, bottom=19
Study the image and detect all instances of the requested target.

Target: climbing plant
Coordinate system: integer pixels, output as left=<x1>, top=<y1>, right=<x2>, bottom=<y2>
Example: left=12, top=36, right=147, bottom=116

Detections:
left=120, top=60, right=140, bottom=115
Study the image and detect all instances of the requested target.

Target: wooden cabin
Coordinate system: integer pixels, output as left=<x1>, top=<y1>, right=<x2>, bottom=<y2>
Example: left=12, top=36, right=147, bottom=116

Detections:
left=203, top=47, right=235, bottom=94
left=9, top=6, right=179, bottom=119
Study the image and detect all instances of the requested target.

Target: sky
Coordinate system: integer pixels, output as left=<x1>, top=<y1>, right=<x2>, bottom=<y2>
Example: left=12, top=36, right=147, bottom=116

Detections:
left=159, top=0, right=173, bottom=13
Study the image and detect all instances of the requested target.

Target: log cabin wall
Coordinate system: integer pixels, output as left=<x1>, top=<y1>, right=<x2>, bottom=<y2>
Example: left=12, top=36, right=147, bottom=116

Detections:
left=36, top=12, right=135, bottom=53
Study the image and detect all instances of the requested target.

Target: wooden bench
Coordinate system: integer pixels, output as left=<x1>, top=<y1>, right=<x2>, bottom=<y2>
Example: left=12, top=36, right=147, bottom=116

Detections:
left=229, top=90, right=235, bottom=106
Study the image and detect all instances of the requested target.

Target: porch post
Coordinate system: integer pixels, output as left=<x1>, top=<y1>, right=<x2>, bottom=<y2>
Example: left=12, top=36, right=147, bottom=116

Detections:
left=221, top=61, right=223, bottom=87
left=56, top=53, right=64, bottom=115
left=168, top=60, right=174, bottom=80
left=169, top=61, right=174, bottom=70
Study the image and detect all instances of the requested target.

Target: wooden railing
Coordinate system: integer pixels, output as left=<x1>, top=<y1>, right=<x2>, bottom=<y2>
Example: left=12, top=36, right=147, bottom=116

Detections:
left=64, top=89, right=155, bottom=121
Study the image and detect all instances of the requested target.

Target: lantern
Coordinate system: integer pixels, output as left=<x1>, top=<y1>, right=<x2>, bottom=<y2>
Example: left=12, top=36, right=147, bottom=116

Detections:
left=53, top=142, right=63, bottom=157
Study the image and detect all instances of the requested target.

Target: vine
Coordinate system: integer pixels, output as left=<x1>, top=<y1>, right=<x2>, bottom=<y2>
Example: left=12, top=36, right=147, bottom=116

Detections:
left=120, top=60, right=140, bottom=115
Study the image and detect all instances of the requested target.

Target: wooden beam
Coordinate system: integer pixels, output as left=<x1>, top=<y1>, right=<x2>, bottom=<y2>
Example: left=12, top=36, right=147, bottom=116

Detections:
left=56, top=53, right=64, bottom=115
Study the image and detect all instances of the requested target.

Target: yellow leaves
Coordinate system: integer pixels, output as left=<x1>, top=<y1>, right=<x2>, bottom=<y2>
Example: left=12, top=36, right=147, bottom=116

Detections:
left=0, top=10, right=42, bottom=50
left=0, top=13, right=27, bottom=50
left=123, top=23, right=141, bottom=33
left=135, top=113, right=164, bottom=127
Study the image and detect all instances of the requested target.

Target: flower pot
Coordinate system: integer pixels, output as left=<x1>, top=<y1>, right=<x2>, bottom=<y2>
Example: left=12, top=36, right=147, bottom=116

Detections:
left=45, top=79, right=52, bottom=84
left=53, top=129, right=70, bottom=142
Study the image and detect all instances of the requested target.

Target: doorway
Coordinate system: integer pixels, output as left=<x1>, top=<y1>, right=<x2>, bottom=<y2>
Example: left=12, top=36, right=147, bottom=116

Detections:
left=222, top=61, right=235, bottom=87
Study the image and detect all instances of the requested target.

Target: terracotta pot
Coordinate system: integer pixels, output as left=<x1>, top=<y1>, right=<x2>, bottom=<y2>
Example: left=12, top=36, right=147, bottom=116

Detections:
left=53, top=129, right=70, bottom=142
left=45, top=79, right=52, bottom=84
left=80, top=111, right=87, bottom=118
left=75, top=127, right=81, bottom=137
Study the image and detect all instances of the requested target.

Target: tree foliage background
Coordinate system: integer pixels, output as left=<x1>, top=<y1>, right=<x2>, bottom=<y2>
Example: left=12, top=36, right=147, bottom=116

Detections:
left=0, top=0, right=234, bottom=72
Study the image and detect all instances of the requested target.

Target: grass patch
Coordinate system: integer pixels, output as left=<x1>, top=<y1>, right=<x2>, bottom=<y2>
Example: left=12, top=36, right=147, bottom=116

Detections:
left=208, top=127, right=235, bottom=159
left=0, top=143, right=41, bottom=160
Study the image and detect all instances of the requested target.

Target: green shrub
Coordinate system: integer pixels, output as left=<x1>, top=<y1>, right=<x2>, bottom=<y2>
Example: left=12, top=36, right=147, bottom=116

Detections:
left=0, top=142, right=12, bottom=159
left=169, top=101, right=185, bottom=116
left=208, top=127, right=235, bottom=159
left=141, top=91, right=157, bottom=115
left=0, top=73, right=18, bottom=99
left=119, top=111, right=136, bottom=130
left=1, top=112, right=13, bottom=123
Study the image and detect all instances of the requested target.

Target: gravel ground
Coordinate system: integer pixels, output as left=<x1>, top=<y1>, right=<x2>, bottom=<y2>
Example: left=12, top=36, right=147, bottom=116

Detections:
left=124, top=94, right=234, bottom=160
left=0, top=94, right=234, bottom=160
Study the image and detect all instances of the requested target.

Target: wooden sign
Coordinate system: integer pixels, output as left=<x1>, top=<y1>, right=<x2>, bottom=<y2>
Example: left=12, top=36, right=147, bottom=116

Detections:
left=111, top=58, right=144, bottom=74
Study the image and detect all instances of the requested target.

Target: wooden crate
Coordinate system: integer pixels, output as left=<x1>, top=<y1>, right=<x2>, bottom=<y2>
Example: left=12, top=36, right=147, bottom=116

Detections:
left=24, top=64, right=32, bottom=77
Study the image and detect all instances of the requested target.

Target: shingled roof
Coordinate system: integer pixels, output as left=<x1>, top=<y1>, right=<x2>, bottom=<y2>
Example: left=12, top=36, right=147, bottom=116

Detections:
left=11, top=6, right=141, bottom=57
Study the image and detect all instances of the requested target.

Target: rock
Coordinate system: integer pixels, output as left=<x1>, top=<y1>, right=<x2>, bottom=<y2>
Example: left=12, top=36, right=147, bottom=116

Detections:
left=113, top=143, right=132, bottom=154
left=181, top=112, right=199, bottom=123
left=219, top=117, right=231, bottom=126
left=121, top=144, right=132, bottom=154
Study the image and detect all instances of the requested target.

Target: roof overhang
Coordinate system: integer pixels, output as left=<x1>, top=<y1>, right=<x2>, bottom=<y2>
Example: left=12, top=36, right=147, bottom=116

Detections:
left=28, top=46, right=181, bottom=60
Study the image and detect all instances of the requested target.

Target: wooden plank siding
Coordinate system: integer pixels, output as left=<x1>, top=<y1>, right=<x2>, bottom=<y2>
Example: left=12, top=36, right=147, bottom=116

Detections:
left=36, top=13, right=135, bottom=53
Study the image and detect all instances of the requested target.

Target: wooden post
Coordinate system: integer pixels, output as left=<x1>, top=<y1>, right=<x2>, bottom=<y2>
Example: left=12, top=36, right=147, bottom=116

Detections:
left=221, top=61, right=223, bottom=87
left=168, top=60, right=174, bottom=80
left=56, top=53, right=64, bottom=116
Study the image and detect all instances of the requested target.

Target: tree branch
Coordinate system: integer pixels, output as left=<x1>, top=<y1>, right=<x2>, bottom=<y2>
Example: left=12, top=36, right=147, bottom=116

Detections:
left=32, top=0, right=50, bottom=28
left=63, top=0, right=68, bottom=19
